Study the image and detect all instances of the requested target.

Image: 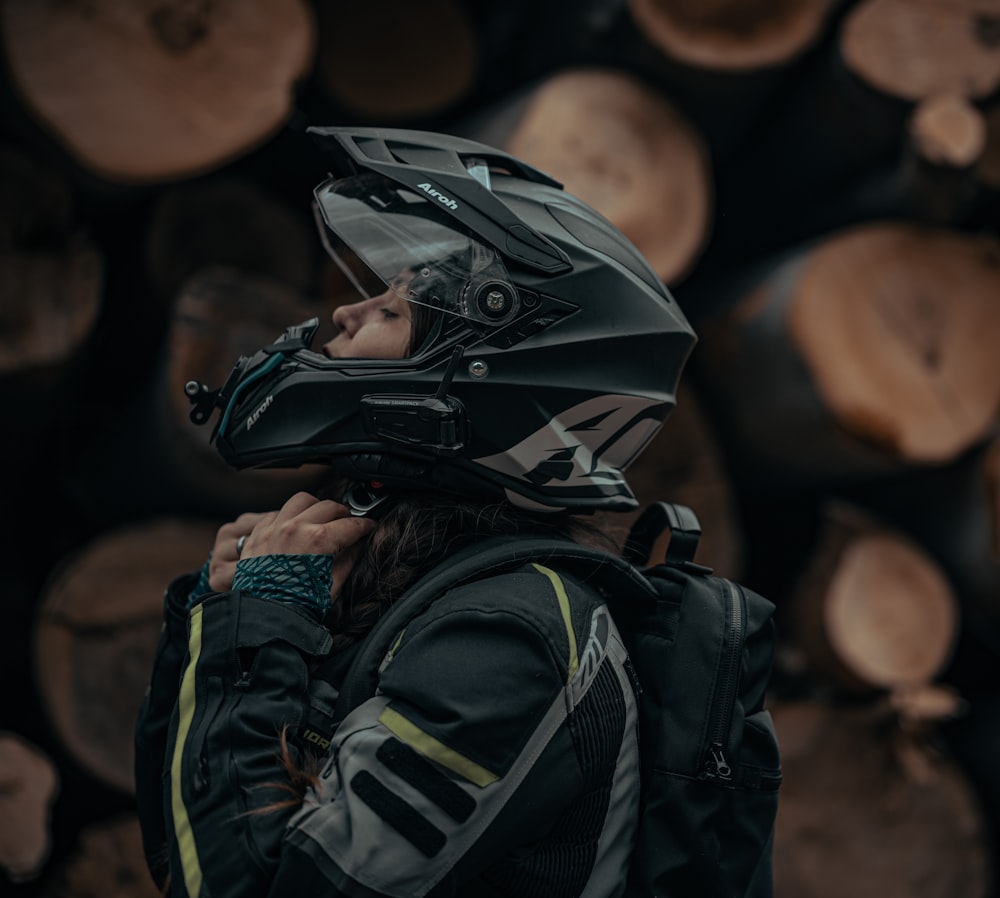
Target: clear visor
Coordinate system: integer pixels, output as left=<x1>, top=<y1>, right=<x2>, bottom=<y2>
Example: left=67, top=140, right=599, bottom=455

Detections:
left=313, top=172, right=520, bottom=329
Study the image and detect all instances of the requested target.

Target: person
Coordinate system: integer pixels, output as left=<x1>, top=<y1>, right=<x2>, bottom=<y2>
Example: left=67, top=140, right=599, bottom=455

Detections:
left=135, top=126, right=697, bottom=898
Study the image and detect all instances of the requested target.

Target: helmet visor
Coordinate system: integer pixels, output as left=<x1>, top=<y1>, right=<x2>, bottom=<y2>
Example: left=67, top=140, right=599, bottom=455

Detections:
left=313, top=173, right=520, bottom=329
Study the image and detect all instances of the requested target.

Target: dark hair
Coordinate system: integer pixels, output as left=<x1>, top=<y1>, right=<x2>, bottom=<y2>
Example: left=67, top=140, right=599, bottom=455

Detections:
left=324, top=489, right=609, bottom=650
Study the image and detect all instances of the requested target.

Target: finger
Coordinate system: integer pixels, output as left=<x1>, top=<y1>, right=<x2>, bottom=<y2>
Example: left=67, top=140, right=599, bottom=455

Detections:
left=231, top=510, right=277, bottom=560
left=213, top=512, right=271, bottom=555
left=208, top=556, right=237, bottom=593
left=326, top=515, right=377, bottom=553
left=256, top=514, right=375, bottom=559
left=273, top=491, right=322, bottom=522
left=288, top=498, right=352, bottom=526
left=232, top=511, right=270, bottom=535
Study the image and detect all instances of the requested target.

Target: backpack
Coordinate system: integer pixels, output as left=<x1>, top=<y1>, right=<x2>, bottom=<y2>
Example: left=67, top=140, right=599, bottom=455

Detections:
left=306, top=501, right=781, bottom=898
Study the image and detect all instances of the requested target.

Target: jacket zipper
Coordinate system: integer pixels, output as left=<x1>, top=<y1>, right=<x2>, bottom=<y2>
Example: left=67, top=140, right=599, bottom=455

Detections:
left=700, top=580, right=745, bottom=782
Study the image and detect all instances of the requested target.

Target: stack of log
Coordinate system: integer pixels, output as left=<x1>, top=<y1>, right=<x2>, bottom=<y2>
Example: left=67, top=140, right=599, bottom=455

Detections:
left=1, top=0, right=998, bottom=895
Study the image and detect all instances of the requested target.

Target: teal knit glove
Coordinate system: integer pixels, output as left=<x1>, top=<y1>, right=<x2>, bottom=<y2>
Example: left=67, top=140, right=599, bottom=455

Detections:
left=186, top=554, right=214, bottom=609
left=232, top=553, right=335, bottom=615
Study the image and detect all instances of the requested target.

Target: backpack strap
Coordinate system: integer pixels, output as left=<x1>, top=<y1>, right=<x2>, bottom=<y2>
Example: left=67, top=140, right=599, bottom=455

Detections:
left=622, top=501, right=707, bottom=570
left=332, top=534, right=657, bottom=721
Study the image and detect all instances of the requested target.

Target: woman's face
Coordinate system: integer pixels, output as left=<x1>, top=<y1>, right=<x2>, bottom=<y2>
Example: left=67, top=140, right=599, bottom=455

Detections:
left=322, top=276, right=413, bottom=360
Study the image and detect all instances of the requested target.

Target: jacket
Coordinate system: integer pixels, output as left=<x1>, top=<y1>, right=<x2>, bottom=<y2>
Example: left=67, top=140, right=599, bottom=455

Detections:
left=134, top=553, right=641, bottom=898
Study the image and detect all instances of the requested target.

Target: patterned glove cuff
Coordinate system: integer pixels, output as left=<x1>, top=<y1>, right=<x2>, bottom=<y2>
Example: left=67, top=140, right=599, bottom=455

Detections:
left=232, top=553, right=335, bottom=615
left=186, top=554, right=214, bottom=609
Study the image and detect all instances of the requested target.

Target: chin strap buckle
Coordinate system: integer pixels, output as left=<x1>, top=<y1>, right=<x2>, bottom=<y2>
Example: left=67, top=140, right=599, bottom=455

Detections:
left=344, top=481, right=391, bottom=518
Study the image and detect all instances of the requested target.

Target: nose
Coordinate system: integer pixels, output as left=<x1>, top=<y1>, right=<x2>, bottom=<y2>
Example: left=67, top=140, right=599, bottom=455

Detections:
left=331, top=302, right=353, bottom=336
left=331, top=297, right=370, bottom=337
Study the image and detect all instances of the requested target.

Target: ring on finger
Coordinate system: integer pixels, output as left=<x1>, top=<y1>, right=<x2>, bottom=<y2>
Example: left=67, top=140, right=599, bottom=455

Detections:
left=236, top=535, right=247, bottom=557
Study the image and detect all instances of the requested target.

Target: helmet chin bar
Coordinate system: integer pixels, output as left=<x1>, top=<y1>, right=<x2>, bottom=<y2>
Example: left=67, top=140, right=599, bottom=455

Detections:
left=184, top=326, right=470, bottom=472
left=360, top=344, right=468, bottom=456
left=183, top=318, right=322, bottom=429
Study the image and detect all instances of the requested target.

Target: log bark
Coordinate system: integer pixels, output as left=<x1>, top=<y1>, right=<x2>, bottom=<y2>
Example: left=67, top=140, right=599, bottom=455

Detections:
left=838, top=438, right=1000, bottom=680
left=33, top=518, right=221, bottom=795
left=42, top=814, right=160, bottom=898
left=0, top=0, right=316, bottom=183
left=456, top=67, right=712, bottom=284
left=693, top=223, right=1000, bottom=493
left=841, top=0, right=1000, bottom=103
left=694, top=40, right=910, bottom=263
left=0, top=144, right=104, bottom=377
left=818, top=93, right=990, bottom=228
left=891, top=93, right=988, bottom=225
left=0, top=732, right=59, bottom=884
left=786, top=502, right=959, bottom=693
left=158, top=264, right=332, bottom=509
left=590, top=382, right=745, bottom=578
left=0, top=143, right=104, bottom=475
left=57, top=264, right=331, bottom=525
left=313, top=0, right=478, bottom=122
left=591, top=0, right=844, bottom=160
left=144, top=176, right=318, bottom=303
left=772, top=698, right=992, bottom=898
left=626, top=0, right=842, bottom=70
left=976, top=97, right=1000, bottom=189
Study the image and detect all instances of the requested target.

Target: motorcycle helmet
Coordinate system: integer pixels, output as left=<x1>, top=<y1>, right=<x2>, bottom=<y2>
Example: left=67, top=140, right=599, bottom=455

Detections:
left=185, top=126, right=697, bottom=512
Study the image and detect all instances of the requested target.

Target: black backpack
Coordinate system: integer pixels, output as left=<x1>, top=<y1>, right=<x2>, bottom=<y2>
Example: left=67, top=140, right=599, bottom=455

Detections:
left=309, top=502, right=782, bottom=898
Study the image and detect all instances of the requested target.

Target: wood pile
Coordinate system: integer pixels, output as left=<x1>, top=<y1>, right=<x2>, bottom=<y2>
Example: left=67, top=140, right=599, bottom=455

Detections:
left=1, top=0, right=998, bottom=894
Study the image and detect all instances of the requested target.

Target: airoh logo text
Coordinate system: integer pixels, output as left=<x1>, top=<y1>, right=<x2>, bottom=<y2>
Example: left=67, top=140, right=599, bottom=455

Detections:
left=246, top=394, right=273, bottom=431
left=417, top=182, right=458, bottom=210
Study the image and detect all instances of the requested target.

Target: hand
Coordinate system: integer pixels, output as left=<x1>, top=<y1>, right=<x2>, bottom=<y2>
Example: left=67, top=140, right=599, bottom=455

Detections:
left=208, top=511, right=271, bottom=593
left=237, top=492, right=376, bottom=600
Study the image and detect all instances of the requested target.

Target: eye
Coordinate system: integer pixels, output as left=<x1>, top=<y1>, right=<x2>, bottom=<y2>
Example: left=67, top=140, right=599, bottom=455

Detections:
left=381, top=307, right=399, bottom=321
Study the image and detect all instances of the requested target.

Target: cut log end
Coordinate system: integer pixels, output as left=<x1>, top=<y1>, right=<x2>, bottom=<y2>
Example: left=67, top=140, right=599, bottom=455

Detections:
left=788, top=223, right=1000, bottom=462
left=1, top=0, right=316, bottom=182
left=824, top=531, right=957, bottom=688
left=33, top=519, right=222, bottom=794
left=791, top=503, right=959, bottom=691
left=910, top=94, right=987, bottom=168
left=842, top=0, right=1000, bottom=102
left=503, top=68, right=712, bottom=284
left=0, top=733, right=60, bottom=883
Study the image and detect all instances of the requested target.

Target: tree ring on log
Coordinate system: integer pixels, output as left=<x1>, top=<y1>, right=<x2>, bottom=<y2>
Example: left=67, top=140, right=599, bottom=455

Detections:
left=788, top=223, right=1000, bottom=462
left=0, top=0, right=316, bottom=182
left=842, top=0, right=1000, bottom=102
left=315, top=0, right=477, bottom=120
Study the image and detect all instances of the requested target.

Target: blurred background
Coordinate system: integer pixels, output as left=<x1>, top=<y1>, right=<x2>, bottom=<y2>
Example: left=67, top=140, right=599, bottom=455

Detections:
left=1, top=0, right=999, bottom=895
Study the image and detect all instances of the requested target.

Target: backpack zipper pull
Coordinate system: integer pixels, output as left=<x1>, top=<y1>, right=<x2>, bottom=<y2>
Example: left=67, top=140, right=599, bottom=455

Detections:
left=702, top=742, right=733, bottom=781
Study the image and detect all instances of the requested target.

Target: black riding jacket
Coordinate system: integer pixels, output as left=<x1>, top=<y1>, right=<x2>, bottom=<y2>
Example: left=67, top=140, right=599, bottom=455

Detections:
left=135, top=555, right=640, bottom=898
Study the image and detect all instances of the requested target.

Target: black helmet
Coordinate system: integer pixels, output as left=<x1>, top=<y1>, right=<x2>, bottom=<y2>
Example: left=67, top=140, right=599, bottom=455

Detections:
left=185, top=126, right=696, bottom=512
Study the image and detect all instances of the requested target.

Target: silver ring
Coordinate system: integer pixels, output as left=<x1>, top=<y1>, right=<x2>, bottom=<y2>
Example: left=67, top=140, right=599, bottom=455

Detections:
left=236, top=535, right=247, bottom=557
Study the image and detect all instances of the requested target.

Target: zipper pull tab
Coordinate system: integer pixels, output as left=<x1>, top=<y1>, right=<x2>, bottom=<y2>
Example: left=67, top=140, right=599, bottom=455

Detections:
left=701, top=742, right=733, bottom=781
